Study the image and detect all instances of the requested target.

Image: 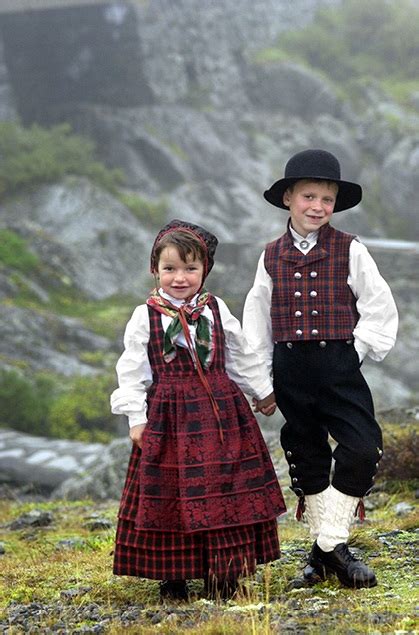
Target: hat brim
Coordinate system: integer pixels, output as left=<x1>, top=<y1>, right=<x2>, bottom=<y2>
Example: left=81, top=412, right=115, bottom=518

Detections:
left=264, top=177, right=362, bottom=212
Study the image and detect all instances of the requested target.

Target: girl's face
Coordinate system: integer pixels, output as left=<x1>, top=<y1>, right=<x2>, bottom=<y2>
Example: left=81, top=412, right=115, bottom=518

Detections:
left=283, top=179, right=338, bottom=237
left=157, top=245, right=204, bottom=300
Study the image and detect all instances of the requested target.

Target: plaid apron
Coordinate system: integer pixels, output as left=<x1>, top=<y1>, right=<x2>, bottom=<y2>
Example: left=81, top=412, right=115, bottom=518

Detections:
left=113, top=295, right=285, bottom=580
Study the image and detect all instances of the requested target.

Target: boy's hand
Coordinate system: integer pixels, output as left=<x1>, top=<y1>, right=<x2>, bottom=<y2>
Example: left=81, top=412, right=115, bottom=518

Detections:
left=129, top=423, right=147, bottom=448
left=253, top=392, right=276, bottom=416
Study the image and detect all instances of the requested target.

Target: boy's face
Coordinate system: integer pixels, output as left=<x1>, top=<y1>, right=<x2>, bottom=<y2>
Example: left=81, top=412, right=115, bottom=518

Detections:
left=283, top=179, right=338, bottom=237
left=157, top=245, right=204, bottom=300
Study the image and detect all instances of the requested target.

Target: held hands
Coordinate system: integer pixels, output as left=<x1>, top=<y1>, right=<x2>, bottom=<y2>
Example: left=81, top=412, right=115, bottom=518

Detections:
left=129, top=423, right=147, bottom=448
left=252, top=391, right=276, bottom=416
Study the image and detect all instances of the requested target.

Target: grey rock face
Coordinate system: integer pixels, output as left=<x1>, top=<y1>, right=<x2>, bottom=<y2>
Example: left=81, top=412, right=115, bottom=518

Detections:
left=0, top=176, right=154, bottom=300
left=0, top=38, right=17, bottom=121
left=380, top=137, right=419, bottom=239
left=0, top=428, right=105, bottom=490
left=246, top=62, right=341, bottom=120
left=52, top=437, right=131, bottom=500
left=0, top=304, right=111, bottom=376
left=0, top=0, right=416, bottom=422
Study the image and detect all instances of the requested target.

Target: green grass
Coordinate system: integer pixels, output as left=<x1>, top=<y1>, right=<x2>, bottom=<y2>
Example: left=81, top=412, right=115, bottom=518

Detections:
left=0, top=482, right=417, bottom=633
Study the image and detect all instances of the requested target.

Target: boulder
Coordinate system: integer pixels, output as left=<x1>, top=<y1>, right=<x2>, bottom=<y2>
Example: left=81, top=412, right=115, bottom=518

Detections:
left=52, top=437, right=131, bottom=501
left=0, top=428, right=105, bottom=491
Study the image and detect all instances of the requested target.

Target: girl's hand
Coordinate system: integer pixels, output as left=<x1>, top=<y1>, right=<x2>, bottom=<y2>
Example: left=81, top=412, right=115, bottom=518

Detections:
left=129, top=423, right=147, bottom=448
left=253, top=392, right=276, bottom=416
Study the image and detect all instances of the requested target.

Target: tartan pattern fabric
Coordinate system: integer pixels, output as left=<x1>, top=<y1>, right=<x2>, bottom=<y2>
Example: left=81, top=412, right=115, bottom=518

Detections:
left=114, top=293, right=285, bottom=578
left=113, top=518, right=280, bottom=579
left=264, top=223, right=359, bottom=342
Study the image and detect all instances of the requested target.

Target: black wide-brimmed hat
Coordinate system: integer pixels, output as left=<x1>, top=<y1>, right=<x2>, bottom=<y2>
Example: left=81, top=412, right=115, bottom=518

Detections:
left=263, top=149, right=362, bottom=212
left=150, top=218, right=218, bottom=279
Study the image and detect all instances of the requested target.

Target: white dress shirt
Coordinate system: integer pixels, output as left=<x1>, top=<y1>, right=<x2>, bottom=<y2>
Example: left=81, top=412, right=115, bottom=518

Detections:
left=110, top=291, right=274, bottom=428
left=242, top=226, right=398, bottom=374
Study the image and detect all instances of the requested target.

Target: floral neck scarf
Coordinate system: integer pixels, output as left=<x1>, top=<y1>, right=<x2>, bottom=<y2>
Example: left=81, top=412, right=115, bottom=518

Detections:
left=146, top=288, right=213, bottom=369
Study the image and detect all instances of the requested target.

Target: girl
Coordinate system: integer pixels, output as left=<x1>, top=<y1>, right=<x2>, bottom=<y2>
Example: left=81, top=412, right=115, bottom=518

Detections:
left=110, top=219, right=286, bottom=601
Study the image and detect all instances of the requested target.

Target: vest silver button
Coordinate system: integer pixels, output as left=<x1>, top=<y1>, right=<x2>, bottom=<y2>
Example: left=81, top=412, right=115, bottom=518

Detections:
left=294, top=272, right=302, bottom=279
left=292, top=477, right=298, bottom=484
left=295, top=310, right=302, bottom=317
left=295, top=329, right=303, bottom=336
left=311, top=310, right=319, bottom=316
left=294, top=291, right=302, bottom=298
left=310, top=271, right=318, bottom=278
left=310, top=290, right=317, bottom=297
left=290, top=464, right=296, bottom=470
left=319, top=341, right=327, bottom=348
left=286, top=342, right=293, bottom=349
left=311, top=329, right=319, bottom=336
left=286, top=451, right=292, bottom=458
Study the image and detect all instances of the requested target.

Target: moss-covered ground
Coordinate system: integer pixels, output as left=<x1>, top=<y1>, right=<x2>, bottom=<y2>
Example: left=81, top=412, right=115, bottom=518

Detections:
left=0, top=480, right=417, bottom=634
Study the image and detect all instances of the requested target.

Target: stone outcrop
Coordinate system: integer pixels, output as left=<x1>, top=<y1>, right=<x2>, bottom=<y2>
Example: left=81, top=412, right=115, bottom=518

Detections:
left=0, top=177, right=154, bottom=300
left=0, top=0, right=417, bottom=447
left=0, top=304, right=111, bottom=376
left=0, top=428, right=105, bottom=491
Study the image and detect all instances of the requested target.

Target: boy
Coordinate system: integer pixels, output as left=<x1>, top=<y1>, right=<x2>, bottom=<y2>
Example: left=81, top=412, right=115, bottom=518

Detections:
left=243, top=149, right=398, bottom=588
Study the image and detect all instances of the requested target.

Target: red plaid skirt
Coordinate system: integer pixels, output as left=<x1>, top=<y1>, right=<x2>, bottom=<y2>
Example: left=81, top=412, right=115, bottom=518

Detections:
left=113, top=517, right=280, bottom=580
left=114, top=297, right=285, bottom=580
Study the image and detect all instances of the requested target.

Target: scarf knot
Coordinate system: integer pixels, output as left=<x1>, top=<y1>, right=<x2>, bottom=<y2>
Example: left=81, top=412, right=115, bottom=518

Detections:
left=146, top=288, right=213, bottom=369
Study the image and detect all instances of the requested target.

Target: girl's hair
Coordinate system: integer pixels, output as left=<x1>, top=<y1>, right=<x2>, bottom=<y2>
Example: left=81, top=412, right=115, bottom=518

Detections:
left=153, top=230, right=207, bottom=268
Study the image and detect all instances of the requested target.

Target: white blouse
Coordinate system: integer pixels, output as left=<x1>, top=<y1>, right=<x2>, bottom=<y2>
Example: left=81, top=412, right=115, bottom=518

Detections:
left=110, top=292, right=274, bottom=428
left=242, top=228, right=399, bottom=373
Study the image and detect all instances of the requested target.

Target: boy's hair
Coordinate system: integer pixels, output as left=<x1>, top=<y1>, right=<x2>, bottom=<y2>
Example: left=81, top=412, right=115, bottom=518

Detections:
left=153, top=230, right=207, bottom=267
left=286, top=178, right=339, bottom=194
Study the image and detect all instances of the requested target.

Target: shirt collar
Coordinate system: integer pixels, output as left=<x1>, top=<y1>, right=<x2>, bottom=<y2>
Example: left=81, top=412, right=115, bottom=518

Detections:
left=158, top=288, right=198, bottom=307
left=289, top=225, right=319, bottom=252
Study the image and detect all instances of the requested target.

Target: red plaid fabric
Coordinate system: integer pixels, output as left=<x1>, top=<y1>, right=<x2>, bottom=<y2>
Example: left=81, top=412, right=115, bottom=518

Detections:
left=264, top=224, right=359, bottom=342
left=114, top=294, right=285, bottom=579
left=113, top=518, right=280, bottom=579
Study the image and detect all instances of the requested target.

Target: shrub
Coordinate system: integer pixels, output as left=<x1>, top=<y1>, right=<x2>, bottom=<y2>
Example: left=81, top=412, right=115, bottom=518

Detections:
left=0, top=121, right=124, bottom=197
left=47, top=374, right=117, bottom=443
left=274, top=0, right=419, bottom=87
left=0, top=229, right=40, bottom=272
left=119, top=191, right=167, bottom=227
left=0, top=369, right=118, bottom=442
left=0, top=369, right=54, bottom=436
left=379, top=422, right=418, bottom=481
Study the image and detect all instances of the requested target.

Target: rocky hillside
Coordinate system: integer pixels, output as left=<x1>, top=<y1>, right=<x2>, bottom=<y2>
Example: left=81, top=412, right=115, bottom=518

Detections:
left=0, top=0, right=418, bottom=430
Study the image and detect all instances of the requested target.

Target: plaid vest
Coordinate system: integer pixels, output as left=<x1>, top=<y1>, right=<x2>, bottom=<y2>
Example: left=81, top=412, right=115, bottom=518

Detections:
left=264, top=223, right=359, bottom=342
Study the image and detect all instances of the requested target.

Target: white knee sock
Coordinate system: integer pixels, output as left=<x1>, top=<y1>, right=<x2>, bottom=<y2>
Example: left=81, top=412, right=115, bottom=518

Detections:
left=304, top=487, right=330, bottom=539
left=317, top=485, right=359, bottom=552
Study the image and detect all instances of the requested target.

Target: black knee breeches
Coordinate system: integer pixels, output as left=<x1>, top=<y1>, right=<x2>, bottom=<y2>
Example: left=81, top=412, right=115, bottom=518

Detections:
left=273, top=340, right=383, bottom=498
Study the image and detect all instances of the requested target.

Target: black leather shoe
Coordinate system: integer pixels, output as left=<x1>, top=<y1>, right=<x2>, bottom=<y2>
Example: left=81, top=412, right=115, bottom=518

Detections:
left=159, top=579, right=189, bottom=601
left=302, top=562, right=325, bottom=585
left=309, top=542, right=377, bottom=588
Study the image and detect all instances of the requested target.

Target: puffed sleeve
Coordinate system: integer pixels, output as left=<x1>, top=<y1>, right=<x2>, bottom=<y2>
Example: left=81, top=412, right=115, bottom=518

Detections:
left=216, top=296, right=273, bottom=400
left=110, top=304, right=153, bottom=428
left=242, top=251, right=274, bottom=375
left=349, top=241, right=398, bottom=362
